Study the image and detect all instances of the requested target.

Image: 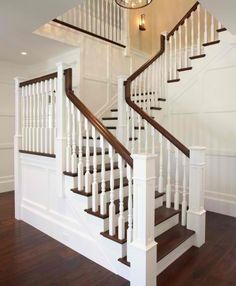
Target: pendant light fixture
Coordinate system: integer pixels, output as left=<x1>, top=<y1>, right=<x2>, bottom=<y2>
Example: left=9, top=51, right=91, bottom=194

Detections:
left=115, top=0, right=152, bottom=9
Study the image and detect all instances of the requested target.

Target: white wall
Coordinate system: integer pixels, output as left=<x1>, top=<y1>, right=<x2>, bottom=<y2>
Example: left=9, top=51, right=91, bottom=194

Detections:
left=167, top=34, right=236, bottom=217
left=0, top=61, right=28, bottom=193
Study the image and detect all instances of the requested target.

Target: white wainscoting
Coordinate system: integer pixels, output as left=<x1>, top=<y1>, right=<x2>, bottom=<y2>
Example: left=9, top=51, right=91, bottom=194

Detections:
left=167, top=35, right=236, bottom=217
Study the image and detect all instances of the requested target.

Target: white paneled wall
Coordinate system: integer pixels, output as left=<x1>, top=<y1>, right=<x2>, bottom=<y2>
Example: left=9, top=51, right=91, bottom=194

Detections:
left=0, top=62, right=27, bottom=193
left=167, top=37, right=236, bottom=216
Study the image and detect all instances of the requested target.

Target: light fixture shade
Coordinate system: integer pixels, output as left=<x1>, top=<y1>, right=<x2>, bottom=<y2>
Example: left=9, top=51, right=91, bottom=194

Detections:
left=115, top=0, right=153, bottom=9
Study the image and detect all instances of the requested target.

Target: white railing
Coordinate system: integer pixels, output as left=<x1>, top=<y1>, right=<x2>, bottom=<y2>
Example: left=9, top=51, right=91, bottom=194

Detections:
left=55, top=0, right=127, bottom=47
left=19, top=74, right=57, bottom=156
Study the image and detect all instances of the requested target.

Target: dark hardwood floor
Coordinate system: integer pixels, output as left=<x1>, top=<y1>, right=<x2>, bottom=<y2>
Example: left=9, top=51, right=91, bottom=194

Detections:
left=1, top=192, right=236, bottom=286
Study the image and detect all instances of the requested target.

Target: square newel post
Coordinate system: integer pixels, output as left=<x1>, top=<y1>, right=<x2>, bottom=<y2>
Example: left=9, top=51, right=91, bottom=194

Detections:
left=187, top=147, right=206, bottom=247
left=56, top=62, right=68, bottom=197
left=129, top=154, right=157, bottom=286
left=14, top=77, right=25, bottom=220
left=117, top=75, right=128, bottom=145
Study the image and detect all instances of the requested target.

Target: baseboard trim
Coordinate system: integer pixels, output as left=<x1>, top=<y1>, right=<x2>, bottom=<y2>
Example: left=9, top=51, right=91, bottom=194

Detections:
left=0, top=176, right=14, bottom=193
left=205, top=195, right=236, bottom=218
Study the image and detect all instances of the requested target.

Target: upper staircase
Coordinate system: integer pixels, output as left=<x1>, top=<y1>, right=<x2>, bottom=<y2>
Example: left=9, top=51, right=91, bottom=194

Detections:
left=14, top=1, right=230, bottom=285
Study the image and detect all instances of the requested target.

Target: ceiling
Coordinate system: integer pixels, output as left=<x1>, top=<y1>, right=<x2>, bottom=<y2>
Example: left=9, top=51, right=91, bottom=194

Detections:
left=199, top=0, right=236, bottom=34
left=0, top=0, right=82, bottom=65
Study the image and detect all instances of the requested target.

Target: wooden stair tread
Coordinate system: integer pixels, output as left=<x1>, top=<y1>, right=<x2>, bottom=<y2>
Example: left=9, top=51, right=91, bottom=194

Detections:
left=150, top=107, right=162, bottom=110
left=177, top=67, right=192, bottom=72
left=83, top=161, right=120, bottom=175
left=118, top=225, right=194, bottom=266
left=102, top=117, right=118, bottom=120
left=203, top=40, right=220, bottom=47
left=155, top=224, right=195, bottom=262
left=71, top=177, right=128, bottom=197
left=189, top=54, right=206, bottom=60
left=110, top=108, right=118, bottom=112
left=106, top=126, right=116, bottom=130
left=101, top=203, right=177, bottom=245
left=158, top=98, right=166, bottom=101
left=217, top=27, right=227, bottom=33
left=86, top=191, right=163, bottom=220
left=19, top=150, right=56, bottom=158
left=167, top=79, right=180, bottom=83
left=155, top=206, right=180, bottom=225
left=82, top=146, right=109, bottom=157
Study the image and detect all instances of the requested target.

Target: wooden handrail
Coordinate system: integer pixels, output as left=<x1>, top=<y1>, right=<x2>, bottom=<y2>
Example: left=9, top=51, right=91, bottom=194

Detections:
left=167, top=1, right=199, bottom=40
left=20, top=72, right=57, bottom=87
left=124, top=35, right=190, bottom=158
left=53, top=19, right=126, bottom=49
left=64, top=68, right=133, bottom=167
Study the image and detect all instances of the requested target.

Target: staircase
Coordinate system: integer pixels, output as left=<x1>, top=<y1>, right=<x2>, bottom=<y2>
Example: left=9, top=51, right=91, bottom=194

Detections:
left=14, top=1, right=229, bottom=285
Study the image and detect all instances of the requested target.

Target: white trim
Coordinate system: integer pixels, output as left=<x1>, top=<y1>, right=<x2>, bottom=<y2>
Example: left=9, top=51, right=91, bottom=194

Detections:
left=0, top=143, right=14, bottom=150
left=0, top=175, right=14, bottom=193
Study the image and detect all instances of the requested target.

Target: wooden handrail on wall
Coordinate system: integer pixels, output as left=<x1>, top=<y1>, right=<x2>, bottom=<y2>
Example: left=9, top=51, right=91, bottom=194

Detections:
left=64, top=68, right=133, bottom=167
left=124, top=35, right=190, bottom=158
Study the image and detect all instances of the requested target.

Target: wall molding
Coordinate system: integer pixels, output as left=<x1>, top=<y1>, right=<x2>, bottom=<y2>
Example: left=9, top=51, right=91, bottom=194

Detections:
left=0, top=143, right=14, bottom=150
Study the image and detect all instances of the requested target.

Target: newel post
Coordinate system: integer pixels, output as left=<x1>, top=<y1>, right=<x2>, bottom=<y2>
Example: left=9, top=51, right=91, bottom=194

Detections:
left=129, top=154, right=157, bottom=286
left=117, top=75, right=128, bottom=145
left=56, top=62, right=67, bottom=197
left=14, top=77, right=25, bottom=220
left=187, top=147, right=206, bottom=247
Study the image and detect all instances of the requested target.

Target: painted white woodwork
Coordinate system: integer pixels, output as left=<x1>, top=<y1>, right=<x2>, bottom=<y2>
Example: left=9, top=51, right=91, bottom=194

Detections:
left=56, top=62, right=67, bottom=197
left=108, top=144, right=115, bottom=236
left=92, top=126, right=99, bottom=212
left=129, top=154, right=157, bottom=286
left=85, top=118, right=92, bottom=193
left=99, top=135, right=106, bottom=215
left=187, top=147, right=206, bottom=247
left=118, top=155, right=125, bottom=240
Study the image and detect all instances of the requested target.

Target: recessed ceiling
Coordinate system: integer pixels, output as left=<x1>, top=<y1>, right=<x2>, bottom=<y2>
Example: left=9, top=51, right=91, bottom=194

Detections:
left=0, top=0, right=82, bottom=65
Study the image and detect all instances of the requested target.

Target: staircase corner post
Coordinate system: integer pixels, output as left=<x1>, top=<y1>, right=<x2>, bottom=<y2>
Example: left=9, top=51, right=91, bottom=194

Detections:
left=14, top=76, right=25, bottom=220
left=117, top=75, right=128, bottom=145
left=56, top=62, right=68, bottom=197
left=187, top=146, right=206, bottom=247
left=129, top=154, right=157, bottom=286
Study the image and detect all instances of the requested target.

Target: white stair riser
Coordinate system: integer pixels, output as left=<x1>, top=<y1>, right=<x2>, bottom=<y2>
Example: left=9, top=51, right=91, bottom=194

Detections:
left=82, top=152, right=117, bottom=165
left=110, top=111, right=118, bottom=117
left=155, top=213, right=179, bottom=237
left=102, top=119, right=118, bottom=126
left=156, top=235, right=194, bottom=275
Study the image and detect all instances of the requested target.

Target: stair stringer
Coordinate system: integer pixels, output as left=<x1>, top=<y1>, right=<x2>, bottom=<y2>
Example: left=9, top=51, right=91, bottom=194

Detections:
left=167, top=31, right=236, bottom=104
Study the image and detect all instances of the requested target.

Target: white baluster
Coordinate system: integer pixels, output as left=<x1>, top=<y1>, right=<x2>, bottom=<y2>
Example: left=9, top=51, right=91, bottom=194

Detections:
left=211, top=15, right=215, bottom=42
left=40, top=82, right=44, bottom=153
left=174, top=32, right=177, bottom=79
left=174, top=148, right=179, bottom=210
left=108, top=145, right=115, bottom=235
left=85, top=118, right=92, bottom=193
left=184, top=19, right=188, bottom=67
left=126, top=164, right=133, bottom=262
left=191, top=11, right=195, bottom=56
left=92, top=126, right=99, bottom=212
left=77, top=111, right=84, bottom=190
left=48, top=79, right=53, bottom=155
left=178, top=25, right=182, bottom=69
left=66, top=98, right=72, bottom=173
left=197, top=5, right=201, bottom=55
left=21, top=86, right=26, bottom=150
left=126, top=105, right=130, bottom=150
left=204, top=8, right=208, bottom=44
left=169, top=36, right=173, bottom=80
left=166, top=141, right=171, bottom=208
left=44, top=80, right=49, bottom=154
left=71, top=104, right=77, bottom=173
left=151, top=127, right=155, bottom=154
left=118, top=155, right=125, bottom=240
left=181, top=155, right=187, bottom=226
left=145, top=120, right=148, bottom=153
left=32, top=83, right=36, bottom=151
left=158, top=134, right=164, bottom=193
left=36, top=83, right=40, bottom=152
left=100, top=135, right=106, bottom=215
left=28, top=85, right=32, bottom=151
left=138, top=114, right=142, bottom=153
